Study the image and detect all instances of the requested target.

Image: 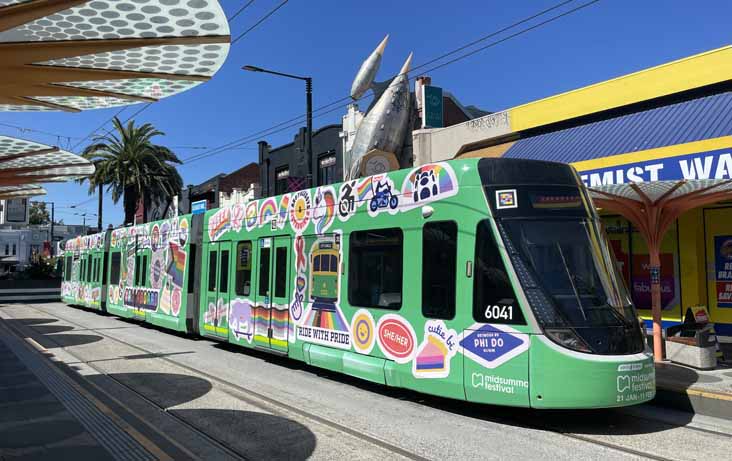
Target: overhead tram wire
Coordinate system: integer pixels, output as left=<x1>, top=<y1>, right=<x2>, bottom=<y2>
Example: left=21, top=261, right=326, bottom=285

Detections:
left=179, top=0, right=585, bottom=164
left=231, top=0, right=289, bottom=45
left=181, top=0, right=601, bottom=166
left=228, top=0, right=256, bottom=22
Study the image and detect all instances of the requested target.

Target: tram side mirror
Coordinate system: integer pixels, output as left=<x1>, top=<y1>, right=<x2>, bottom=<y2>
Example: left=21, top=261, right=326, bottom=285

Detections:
left=421, top=206, right=434, bottom=219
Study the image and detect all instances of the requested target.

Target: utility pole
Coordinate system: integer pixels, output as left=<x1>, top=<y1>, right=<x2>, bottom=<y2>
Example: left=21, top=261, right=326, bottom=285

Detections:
left=97, top=183, right=103, bottom=231
left=50, top=202, right=54, bottom=256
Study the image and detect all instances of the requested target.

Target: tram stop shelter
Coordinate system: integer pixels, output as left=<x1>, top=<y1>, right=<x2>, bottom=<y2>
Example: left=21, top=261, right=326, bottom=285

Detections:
left=413, top=44, right=732, bottom=352
left=0, top=0, right=230, bottom=112
left=0, top=135, right=94, bottom=187
left=589, top=180, right=732, bottom=362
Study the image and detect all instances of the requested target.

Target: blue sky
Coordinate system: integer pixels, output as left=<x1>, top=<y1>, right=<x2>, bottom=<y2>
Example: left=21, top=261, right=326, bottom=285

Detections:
left=3, top=0, right=731, bottom=227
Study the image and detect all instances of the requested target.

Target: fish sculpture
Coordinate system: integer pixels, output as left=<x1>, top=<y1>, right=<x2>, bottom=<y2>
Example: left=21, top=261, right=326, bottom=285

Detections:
left=346, top=36, right=413, bottom=180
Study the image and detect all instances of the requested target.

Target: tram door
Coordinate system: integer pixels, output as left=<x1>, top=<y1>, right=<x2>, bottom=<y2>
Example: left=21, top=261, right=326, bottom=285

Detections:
left=202, top=241, right=231, bottom=339
left=254, top=236, right=290, bottom=352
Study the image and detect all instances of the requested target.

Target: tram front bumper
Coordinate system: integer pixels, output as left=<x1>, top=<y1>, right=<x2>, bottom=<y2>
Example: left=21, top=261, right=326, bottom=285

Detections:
left=529, top=335, right=655, bottom=409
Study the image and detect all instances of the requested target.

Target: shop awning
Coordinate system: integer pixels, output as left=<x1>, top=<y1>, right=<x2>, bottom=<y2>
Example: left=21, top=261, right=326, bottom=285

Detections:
left=0, top=135, right=94, bottom=187
left=589, top=179, right=732, bottom=362
left=0, top=0, right=230, bottom=112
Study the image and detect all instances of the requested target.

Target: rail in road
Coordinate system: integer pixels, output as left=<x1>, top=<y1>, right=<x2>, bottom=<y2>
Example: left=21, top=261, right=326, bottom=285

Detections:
left=2, top=302, right=732, bottom=461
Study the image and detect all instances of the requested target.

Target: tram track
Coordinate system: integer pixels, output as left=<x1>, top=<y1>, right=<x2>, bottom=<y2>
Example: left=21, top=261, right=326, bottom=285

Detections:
left=10, top=303, right=428, bottom=461
left=12, top=303, right=730, bottom=461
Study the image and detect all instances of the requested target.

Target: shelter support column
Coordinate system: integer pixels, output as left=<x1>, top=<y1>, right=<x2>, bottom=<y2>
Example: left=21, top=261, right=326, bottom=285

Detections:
left=649, top=249, right=664, bottom=362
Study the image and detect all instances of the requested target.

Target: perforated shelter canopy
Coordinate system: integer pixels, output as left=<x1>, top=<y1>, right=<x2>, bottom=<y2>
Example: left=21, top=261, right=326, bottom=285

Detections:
left=0, top=135, right=94, bottom=187
left=0, top=0, right=230, bottom=112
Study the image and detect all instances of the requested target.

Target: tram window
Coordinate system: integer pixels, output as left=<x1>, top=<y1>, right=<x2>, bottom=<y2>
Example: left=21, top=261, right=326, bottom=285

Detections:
left=135, top=255, right=141, bottom=286
left=220, top=250, right=229, bottom=293
left=348, top=228, right=403, bottom=309
left=86, top=257, right=92, bottom=282
left=188, top=244, right=197, bottom=295
left=275, top=247, right=287, bottom=298
left=110, top=253, right=121, bottom=285
left=235, top=241, right=252, bottom=296
left=422, top=221, right=457, bottom=319
left=258, top=247, right=271, bottom=296
left=473, top=220, right=519, bottom=322
left=313, top=255, right=321, bottom=272
left=208, top=251, right=217, bottom=292
left=142, top=255, right=149, bottom=287
left=64, top=256, right=72, bottom=280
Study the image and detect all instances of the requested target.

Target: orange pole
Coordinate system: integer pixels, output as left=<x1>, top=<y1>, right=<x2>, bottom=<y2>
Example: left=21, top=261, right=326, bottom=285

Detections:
left=648, top=247, right=664, bottom=362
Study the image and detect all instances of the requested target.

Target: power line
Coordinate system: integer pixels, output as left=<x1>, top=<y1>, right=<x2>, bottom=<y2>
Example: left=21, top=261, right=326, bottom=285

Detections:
left=231, top=0, right=289, bottom=45
left=71, top=106, right=127, bottom=152
left=181, top=0, right=600, bottom=165
left=228, top=0, right=256, bottom=22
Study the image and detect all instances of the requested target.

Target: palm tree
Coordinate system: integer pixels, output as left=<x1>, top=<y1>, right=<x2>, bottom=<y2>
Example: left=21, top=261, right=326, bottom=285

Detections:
left=79, top=117, right=183, bottom=225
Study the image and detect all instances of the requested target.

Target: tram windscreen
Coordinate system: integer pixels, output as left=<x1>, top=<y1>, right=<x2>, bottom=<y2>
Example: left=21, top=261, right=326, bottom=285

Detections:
left=500, top=214, right=645, bottom=354
left=478, top=158, right=646, bottom=354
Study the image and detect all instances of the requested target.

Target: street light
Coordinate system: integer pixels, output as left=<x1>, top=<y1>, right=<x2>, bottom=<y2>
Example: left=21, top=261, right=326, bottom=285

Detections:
left=242, top=64, right=313, bottom=189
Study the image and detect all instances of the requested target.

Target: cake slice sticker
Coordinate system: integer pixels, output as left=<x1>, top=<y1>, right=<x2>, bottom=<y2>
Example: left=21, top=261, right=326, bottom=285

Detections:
left=413, top=320, right=458, bottom=379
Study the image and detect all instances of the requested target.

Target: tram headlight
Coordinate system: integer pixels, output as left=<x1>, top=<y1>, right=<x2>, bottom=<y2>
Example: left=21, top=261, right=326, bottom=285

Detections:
left=545, top=328, right=592, bottom=353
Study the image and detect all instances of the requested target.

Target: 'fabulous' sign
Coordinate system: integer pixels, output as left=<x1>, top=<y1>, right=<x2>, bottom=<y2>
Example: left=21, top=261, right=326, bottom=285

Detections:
left=578, top=148, right=732, bottom=187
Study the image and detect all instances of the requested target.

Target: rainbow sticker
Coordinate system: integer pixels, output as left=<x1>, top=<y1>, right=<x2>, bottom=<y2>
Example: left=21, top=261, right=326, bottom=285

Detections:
left=259, top=197, right=278, bottom=226
left=208, top=207, right=230, bottom=241
left=278, top=193, right=291, bottom=228
left=167, top=241, right=186, bottom=288
left=400, top=163, right=459, bottom=210
left=313, top=186, right=336, bottom=234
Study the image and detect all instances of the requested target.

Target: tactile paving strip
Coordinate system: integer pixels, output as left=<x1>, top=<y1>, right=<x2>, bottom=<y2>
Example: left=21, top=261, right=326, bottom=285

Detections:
left=0, top=321, right=156, bottom=461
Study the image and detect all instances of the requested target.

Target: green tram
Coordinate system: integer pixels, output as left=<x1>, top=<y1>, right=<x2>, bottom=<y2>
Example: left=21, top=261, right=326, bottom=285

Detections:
left=61, top=158, right=655, bottom=409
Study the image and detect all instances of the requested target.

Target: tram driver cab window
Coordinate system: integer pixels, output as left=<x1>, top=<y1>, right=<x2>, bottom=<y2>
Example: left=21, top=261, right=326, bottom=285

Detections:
left=473, top=220, right=520, bottom=323
left=348, top=228, right=403, bottom=309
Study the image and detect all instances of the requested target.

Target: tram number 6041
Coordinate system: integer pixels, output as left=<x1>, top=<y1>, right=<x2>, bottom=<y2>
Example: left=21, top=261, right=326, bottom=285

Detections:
left=484, top=305, right=513, bottom=321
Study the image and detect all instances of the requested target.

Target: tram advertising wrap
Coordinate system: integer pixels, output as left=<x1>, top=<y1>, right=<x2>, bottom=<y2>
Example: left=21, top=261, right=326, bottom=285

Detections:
left=62, top=158, right=654, bottom=409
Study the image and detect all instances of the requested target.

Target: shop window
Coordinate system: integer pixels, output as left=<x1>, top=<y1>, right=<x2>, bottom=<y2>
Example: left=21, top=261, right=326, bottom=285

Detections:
left=318, top=153, right=337, bottom=186
left=348, top=228, right=403, bottom=309
left=422, top=221, right=457, bottom=319
left=235, top=241, right=252, bottom=296
left=275, top=167, right=289, bottom=196
left=473, top=220, right=518, bottom=322
left=12, top=244, right=16, bottom=256
left=602, top=216, right=680, bottom=313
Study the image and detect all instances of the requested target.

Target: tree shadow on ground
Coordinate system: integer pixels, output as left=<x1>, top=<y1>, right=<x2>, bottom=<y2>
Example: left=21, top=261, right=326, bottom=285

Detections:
left=1, top=317, right=103, bottom=349
left=172, top=409, right=317, bottom=460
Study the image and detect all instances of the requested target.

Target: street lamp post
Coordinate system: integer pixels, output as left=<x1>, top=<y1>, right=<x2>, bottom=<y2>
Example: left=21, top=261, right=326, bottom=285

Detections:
left=242, top=65, right=313, bottom=189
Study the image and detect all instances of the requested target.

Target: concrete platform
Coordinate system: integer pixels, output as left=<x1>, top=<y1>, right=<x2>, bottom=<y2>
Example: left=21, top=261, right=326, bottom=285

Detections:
left=0, top=318, right=186, bottom=461
left=654, top=361, right=732, bottom=420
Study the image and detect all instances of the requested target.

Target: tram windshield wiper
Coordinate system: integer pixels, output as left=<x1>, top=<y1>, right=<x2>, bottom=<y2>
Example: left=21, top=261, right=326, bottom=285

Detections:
left=556, top=242, right=587, bottom=321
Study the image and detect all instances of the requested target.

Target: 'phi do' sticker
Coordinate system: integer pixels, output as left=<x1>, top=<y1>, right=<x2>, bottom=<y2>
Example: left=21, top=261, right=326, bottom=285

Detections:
left=495, top=189, right=518, bottom=209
